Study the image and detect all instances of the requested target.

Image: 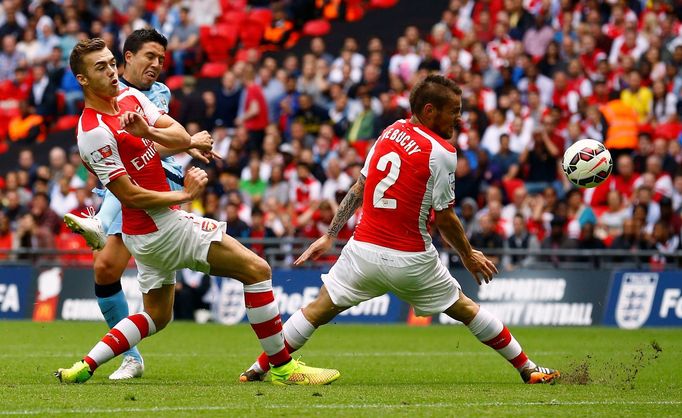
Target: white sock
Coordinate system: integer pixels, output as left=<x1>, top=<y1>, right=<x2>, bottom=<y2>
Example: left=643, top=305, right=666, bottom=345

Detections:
left=283, top=309, right=316, bottom=350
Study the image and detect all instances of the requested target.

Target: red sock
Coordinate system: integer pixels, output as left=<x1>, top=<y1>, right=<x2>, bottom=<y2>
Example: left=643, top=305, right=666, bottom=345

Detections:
left=84, top=312, right=156, bottom=371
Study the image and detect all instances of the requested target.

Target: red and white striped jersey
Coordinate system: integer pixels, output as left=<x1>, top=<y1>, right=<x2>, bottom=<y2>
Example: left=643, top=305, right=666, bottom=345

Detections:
left=353, top=119, right=457, bottom=252
left=77, top=87, right=168, bottom=235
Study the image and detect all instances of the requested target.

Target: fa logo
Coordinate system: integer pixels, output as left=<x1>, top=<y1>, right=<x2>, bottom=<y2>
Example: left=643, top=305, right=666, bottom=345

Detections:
left=615, top=273, right=658, bottom=329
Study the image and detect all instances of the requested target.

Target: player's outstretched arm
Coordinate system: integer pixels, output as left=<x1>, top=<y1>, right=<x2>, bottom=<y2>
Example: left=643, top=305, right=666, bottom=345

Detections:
left=107, top=167, right=207, bottom=210
left=120, top=112, right=191, bottom=150
left=294, top=175, right=366, bottom=265
left=434, top=208, right=498, bottom=285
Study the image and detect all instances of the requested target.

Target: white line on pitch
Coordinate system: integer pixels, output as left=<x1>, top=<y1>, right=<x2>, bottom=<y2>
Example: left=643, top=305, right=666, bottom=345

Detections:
left=2, top=400, right=681, bottom=415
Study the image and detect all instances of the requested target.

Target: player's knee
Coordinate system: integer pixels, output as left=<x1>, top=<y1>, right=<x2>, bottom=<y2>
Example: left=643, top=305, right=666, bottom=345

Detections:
left=250, top=258, right=272, bottom=282
left=446, top=292, right=479, bottom=324
left=94, top=256, right=118, bottom=285
left=147, top=310, right=172, bottom=331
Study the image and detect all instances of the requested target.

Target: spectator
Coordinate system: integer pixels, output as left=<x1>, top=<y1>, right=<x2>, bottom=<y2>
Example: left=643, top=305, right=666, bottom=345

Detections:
left=28, top=64, right=58, bottom=119
left=14, top=212, right=53, bottom=261
left=633, top=155, right=673, bottom=201
left=248, top=207, right=277, bottom=259
left=8, top=100, right=45, bottom=143
left=321, top=157, right=351, bottom=201
left=168, top=6, right=198, bottom=76
left=598, top=190, right=630, bottom=238
left=49, top=176, right=77, bottom=218
left=519, top=127, right=560, bottom=194
left=294, top=93, right=328, bottom=143
left=225, top=202, right=250, bottom=239
left=480, top=108, right=508, bottom=155
left=541, top=217, right=578, bottom=265
left=620, top=70, right=652, bottom=123
left=490, top=133, right=519, bottom=182
left=470, top=213, right=504, bottom=265
left=214, top=71, right=243, bottom=130
left=346, top=87, right=377, bottom=143
left=503, top=213, right=538, bottom=270
left=258, top=66, right=285, bottom=123
left=647, top=220, right=680, bottom=269
left=0, top=34, right=24, bottom=81
left=16, top=27, right=42, bottom=65
left=240, top=157, right=268, bottom=207
left=610, top=218, right=644, bottom=252
left=237, top=66, right=269, bottom=155
left=458, top=197, right=478, bottom=238
left=522, top=11, right=554, bottom=60
left=263, top=163, right=289, bottom=208
left=388, top=36, right=420, bottom=84
left=0, top=212, right=13, bottom=260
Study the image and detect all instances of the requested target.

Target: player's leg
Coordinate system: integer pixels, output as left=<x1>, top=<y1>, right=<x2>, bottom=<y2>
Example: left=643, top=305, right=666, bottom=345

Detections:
left=207, top=233, right=340, bottom=385
left=55, top=274, right=175, bottom=384
left=93, top=234, right=145, bottom=380
left=444, top=293, right=560, bottom=384
left=241, top=285, right=347, bottom=381
left=241, top=238, right=380, bottom=382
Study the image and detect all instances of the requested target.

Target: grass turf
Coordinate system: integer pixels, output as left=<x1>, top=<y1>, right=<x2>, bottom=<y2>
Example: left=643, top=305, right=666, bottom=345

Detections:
left=0, top=321, right=680, bottom=417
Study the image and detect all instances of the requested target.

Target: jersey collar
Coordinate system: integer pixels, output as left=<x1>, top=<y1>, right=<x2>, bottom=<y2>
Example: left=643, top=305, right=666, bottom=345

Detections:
left=119, top=76, right=151, bottom=92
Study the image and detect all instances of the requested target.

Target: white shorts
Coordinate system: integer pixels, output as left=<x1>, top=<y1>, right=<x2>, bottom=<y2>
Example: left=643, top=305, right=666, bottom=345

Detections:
left=123, top=209, right=226, bottom=293
left=322, top=238, right=461, bottom=316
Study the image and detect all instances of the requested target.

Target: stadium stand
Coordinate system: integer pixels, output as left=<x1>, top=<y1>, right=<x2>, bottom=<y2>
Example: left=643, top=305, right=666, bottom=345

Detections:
left=1, top=0, right=682, bottom=273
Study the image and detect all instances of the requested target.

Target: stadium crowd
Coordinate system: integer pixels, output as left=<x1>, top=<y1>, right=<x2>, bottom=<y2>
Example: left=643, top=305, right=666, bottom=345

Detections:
left=2, top=0, right=682, bottom=272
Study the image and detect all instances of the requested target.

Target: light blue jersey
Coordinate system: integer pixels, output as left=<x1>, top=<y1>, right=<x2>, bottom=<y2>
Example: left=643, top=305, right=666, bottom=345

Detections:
left=98, top=79, right=184, bottom=235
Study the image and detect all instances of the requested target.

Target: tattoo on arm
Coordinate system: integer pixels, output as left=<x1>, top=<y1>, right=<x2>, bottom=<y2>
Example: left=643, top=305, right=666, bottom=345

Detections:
left=327, top=175, right=365, bottom=237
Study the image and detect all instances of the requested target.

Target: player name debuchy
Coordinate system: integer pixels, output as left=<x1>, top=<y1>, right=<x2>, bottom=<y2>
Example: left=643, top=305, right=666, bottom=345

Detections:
left=379, top=127, right=422, bottom=155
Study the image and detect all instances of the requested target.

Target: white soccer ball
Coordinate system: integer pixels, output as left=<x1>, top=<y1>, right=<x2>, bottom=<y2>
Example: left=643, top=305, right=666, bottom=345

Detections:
left=561, top=139, right=613, bottom=188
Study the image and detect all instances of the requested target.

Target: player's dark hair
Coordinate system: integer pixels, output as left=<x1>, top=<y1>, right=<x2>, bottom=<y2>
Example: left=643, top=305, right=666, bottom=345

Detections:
left=409, top=75, right=462, bottom=116
left=123, top=28, right=167, bottom=57
left=69, top=38, right=106, bottom=76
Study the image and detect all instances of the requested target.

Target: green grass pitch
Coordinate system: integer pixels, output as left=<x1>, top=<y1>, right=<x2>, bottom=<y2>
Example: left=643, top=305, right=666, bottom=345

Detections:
left=0, top=322, right=680, bottom=417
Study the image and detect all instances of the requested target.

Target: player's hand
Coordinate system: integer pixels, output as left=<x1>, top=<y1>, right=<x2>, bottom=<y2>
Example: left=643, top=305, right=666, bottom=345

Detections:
left=187, top=147, right=210, bottom=164
left=183, top=166, right=208, bottom=200
left=462, top=249, right=498, bottom=285
left=187, top=148, right=222, bottom=164
left=294, top=234, right=335, bottom=266
left=190, top=131, right=214, bottom=152
left=119, top=111, right=150, bottom=138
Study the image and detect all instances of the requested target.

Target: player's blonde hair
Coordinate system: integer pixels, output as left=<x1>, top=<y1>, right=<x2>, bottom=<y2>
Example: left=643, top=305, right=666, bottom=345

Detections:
left=69, top=38, right=107, bottom=76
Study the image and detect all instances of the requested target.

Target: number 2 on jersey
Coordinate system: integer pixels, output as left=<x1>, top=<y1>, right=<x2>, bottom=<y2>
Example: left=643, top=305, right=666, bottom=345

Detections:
left=373, top=152, right=401, bottom=209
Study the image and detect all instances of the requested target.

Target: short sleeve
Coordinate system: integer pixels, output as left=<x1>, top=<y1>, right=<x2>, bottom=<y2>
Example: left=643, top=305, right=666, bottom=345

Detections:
left=430, top=145, right=457, bottom=211
left=360, top=141, right=377, bottom=178
left=78, top=127, right=127, bottom=186
left=131, top=89, right=163, bottom=126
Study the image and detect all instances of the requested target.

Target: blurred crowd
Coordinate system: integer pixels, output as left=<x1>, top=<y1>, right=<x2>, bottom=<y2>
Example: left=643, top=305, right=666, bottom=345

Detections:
left=2, top=0, right=682, bottom=270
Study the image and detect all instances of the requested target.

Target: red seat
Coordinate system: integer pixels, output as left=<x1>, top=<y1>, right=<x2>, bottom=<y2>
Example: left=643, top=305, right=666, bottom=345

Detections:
left=199, top=62, right=229, bottom=78
left=302, top=19, right=331, bottom=37
left=56, top=232, right=93, bottom=264
left=52, top=115, right=80, bottom=132
left=200, top=24, right=238, bottom=62
left=239, top=18, right=264, bottom=49
left=249, top=8, right=273, bottom=28
left=219, top=9, right=248, bottom=27
left=370, top=0, right=398, bottom=8
left=220, top=0, right=247, bottom=13
left=165, top=75, right=185, bottom=91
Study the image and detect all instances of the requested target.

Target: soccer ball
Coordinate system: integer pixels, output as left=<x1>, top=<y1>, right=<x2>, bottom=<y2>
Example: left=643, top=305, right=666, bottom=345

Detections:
left=561, top=139, right=613, bottom=188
